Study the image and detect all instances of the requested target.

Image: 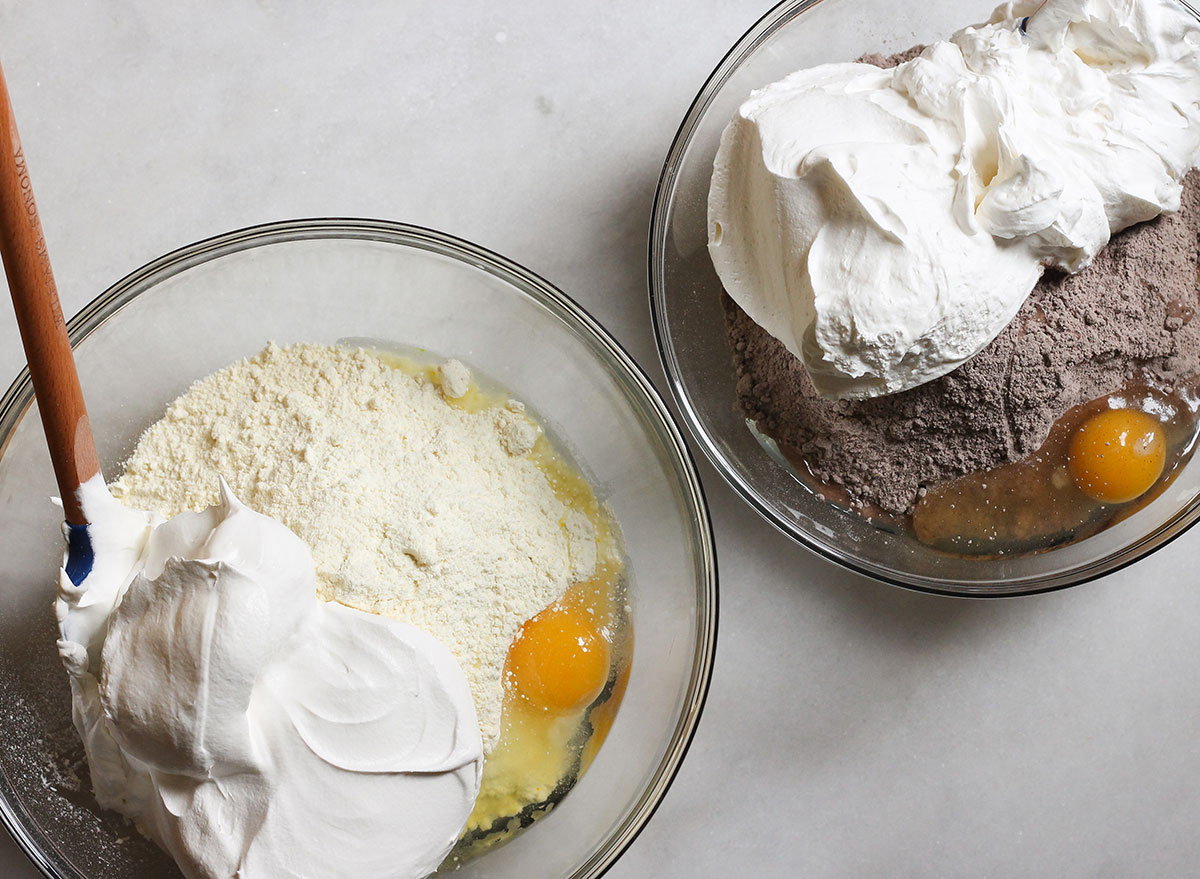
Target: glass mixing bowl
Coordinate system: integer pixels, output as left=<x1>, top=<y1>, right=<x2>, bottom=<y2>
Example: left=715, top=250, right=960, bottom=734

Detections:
left=649, top=0, right=1200, bottom=597
left=0, top=220, right=717, bottom=878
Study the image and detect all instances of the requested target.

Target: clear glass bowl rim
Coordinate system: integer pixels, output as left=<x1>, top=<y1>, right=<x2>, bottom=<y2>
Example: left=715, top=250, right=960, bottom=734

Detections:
left=648, top=0, right=1200, bottom=598
left=0, top=217, right=719, bottom=879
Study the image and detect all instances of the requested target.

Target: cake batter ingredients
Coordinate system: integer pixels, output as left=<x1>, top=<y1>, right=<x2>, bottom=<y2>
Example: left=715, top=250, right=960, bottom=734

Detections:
left=910, top=384, right=1199, bottom=554
left=1068, top=407, right=1166, bottom=503
left=726, top=85, right=1200, bottom=516
left=110, top=342, right=596, bottom=753
left=57, top=477, right=482, bottom=879
left=710, top=0, right=1200, bottom=398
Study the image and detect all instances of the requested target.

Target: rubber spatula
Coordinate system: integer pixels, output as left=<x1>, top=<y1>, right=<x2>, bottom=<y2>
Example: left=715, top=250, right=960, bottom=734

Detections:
left=0, top=58, right=101, bottom=584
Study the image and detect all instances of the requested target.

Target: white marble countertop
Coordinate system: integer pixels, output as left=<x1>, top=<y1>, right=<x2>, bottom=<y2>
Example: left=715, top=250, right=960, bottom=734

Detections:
left=2, top=1, right=1200, bottom=877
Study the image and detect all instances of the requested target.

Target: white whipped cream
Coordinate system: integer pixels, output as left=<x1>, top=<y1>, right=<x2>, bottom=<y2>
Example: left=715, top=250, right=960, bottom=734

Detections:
left=709, top=0, right=1200, bottom=398
left=55, top=476, right=483, bottom=879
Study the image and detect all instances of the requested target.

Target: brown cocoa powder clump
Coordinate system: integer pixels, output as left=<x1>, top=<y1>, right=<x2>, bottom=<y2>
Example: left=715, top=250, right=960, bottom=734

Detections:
left=725, top=49, right=1200, bottom=515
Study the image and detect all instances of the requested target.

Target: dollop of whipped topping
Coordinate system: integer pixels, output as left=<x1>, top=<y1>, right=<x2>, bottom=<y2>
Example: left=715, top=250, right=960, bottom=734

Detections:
left=55, top=476, right=483, bottom=879
left=708, top=0, right=1200, bottom=399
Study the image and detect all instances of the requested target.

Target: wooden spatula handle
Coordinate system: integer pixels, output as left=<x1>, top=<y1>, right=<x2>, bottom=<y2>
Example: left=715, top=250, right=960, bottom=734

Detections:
left=0, top=59, right=99, bottom=525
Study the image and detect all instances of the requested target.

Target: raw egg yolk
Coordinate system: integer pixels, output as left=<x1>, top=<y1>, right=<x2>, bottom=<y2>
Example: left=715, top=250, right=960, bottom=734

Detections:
left=1067, top=408, right=1166, bottom=504
left=505, top=603, right=610, bottom=713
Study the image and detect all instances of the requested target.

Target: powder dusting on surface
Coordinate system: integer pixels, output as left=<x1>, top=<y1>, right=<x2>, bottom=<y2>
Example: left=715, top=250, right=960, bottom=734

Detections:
left=724, top=49, right=1200, bottom=515
left=110, top=342, right=595, bottom=751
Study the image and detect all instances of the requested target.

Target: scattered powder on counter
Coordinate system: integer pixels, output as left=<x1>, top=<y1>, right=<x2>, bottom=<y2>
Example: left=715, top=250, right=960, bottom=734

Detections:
left=109, top=342, right=596, bottom=752
left=724, top=49, right=1200, bottom=516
